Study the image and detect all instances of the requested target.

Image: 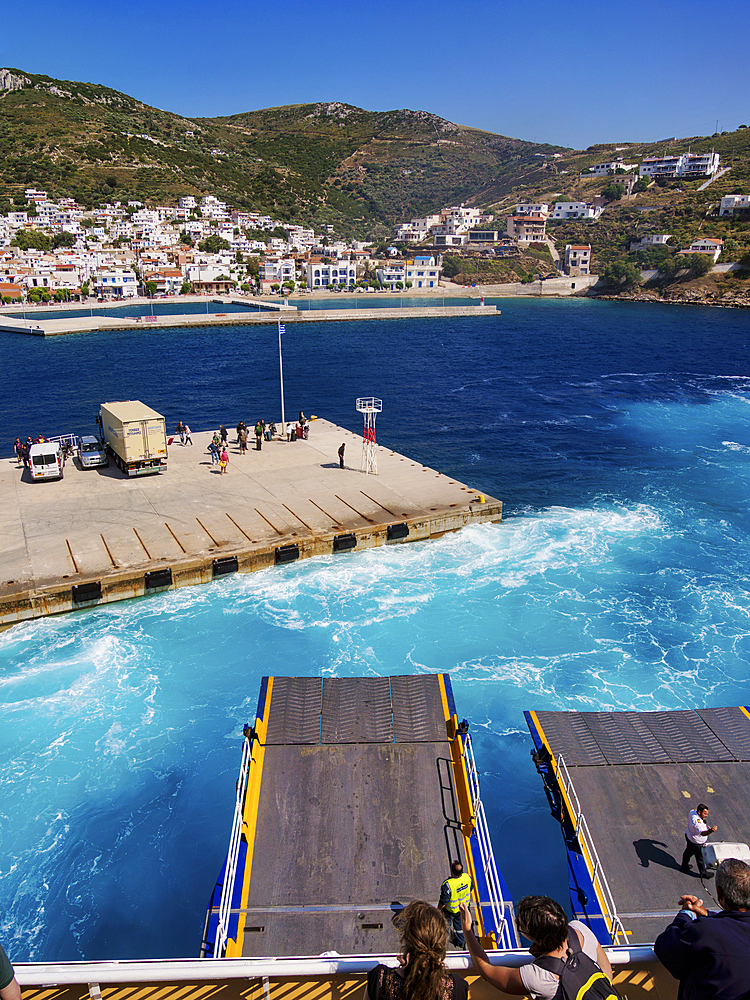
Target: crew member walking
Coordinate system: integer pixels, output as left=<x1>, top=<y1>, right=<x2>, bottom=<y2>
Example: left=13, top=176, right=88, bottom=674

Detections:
left=681, top=803, right=717, bottom=879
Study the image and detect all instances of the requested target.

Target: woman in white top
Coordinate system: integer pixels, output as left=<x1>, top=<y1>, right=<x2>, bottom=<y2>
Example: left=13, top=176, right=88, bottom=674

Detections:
left=459, top=896, right=613, bottom=999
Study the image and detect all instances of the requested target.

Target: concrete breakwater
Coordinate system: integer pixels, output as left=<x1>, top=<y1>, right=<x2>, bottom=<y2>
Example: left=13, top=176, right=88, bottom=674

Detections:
left=0, top=420, right=501, bottom=628
left=0, top=303, right=498, bottom=337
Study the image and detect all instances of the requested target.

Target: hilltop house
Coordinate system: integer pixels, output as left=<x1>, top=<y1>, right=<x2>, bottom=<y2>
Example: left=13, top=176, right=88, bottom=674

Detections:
left=507, top=213, right=547, bottom=242
left=678, top=238, right=724, bottom=263
left=639, top=152, right=720, bottom=180
left=629, top=234, right=672, bottom=252
left=551, top=201, right=602, bottom=222
left=719, top=194, right=750, bottom=217
left=583, top=159, right=638, bottom=177
left=515, top=201, right=549, bottom=217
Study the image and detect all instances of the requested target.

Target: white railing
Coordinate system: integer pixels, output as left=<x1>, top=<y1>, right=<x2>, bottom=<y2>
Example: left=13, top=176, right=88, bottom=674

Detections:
left=214, top=736, right=252, bottom=957
left=14, top=946, right=661, bottom=986
left=555, top=753, right=627, bottom=945
left=47, top=433, right=78, bottom=449
left=462, top=733, right=516, bottom=949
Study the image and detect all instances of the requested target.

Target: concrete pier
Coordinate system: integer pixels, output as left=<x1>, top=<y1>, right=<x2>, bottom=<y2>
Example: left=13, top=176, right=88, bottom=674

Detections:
left=0, top=303, right=497, bottom=336
left=0, top=421, right=501, bottom=628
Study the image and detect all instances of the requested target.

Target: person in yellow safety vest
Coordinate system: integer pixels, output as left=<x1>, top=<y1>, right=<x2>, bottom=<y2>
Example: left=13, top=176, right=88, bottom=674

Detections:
left=439, top=860, right=473, bottom=947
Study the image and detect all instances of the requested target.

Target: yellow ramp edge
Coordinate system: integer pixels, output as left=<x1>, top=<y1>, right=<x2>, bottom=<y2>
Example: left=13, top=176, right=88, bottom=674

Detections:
left=225, top=678, right=274, bottom=957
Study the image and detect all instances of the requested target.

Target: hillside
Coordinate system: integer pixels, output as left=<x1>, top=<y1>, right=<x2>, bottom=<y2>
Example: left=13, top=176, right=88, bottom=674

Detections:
left=479, top=129, right=750, bottom=268
left=0, top=68, right=565, bottom=238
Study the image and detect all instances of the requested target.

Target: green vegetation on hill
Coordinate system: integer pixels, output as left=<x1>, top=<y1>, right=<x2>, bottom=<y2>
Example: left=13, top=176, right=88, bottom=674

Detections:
left=2, top=67, right=750, bottom=257
left=0, top=71, right=565, bottom=238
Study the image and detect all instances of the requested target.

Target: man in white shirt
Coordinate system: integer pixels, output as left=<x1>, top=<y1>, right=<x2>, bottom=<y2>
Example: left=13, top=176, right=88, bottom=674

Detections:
left=681, top=803, right=717, bottom=879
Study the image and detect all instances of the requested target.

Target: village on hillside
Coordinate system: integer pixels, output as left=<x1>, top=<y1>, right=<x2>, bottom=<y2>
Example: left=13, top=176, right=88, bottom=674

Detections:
left=0, top=148, right=748, bottom=305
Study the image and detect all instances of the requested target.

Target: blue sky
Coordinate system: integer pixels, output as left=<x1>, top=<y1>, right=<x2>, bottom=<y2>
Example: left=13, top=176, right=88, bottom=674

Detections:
left=1, top=0, right=748, bottom=149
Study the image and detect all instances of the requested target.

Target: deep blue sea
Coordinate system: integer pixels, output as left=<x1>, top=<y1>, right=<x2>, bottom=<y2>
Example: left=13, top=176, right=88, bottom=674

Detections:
left=1, top=298, right=750, bottom=961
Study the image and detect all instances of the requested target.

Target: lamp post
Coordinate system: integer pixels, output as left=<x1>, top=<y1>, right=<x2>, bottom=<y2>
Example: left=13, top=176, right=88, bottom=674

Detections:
left=278, top=321, right=287, bottom=439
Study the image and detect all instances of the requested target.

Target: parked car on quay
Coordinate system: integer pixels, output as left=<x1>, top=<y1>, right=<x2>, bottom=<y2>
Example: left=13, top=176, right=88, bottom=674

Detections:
left=77, top=435, right=109, bottom=469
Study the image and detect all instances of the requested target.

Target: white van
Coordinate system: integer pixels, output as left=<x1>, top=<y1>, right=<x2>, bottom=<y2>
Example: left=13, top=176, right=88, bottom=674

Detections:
left=29, top=441, right=64, bottom=481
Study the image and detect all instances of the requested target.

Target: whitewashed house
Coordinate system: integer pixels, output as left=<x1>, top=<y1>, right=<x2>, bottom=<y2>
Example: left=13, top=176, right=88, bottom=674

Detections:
left=679, top=238, right=723, bottom=263
left=564, top=244, right=591, bottom=275
left=719, top=194, right=750, bottom=216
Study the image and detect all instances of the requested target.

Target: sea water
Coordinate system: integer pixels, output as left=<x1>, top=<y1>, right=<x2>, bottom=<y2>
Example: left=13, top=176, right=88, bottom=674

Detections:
left=1, top=298, right=750, bottom=960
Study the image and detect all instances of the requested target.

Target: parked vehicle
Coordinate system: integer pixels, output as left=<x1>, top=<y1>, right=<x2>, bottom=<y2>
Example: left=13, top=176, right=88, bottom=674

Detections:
left=77, top=435, right=109, bottom=469
left=29, top=440, right=64, bottom=481
left=100, top=400, right=168, bottom=476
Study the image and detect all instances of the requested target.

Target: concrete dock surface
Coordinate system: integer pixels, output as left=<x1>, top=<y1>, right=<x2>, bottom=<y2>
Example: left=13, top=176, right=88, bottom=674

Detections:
left=0, top=303, right=498, bottom=336
left=0, top=420, right=501, bottom=627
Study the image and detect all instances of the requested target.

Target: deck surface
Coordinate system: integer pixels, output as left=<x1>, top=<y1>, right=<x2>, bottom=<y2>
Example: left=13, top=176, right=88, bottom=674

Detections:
left=242, top=675, right=466, bottom=957
left=534, top=706, right=750, bottom=944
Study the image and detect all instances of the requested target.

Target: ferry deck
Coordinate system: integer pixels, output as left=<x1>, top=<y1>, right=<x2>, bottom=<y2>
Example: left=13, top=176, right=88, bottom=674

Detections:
left=526, top=705, right=750, bottom=945
left=203, top=674, right=518, bottom=959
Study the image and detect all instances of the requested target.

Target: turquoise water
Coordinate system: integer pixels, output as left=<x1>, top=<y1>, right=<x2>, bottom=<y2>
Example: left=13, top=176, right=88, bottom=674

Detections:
left=1, top=298, right=750, bottom=959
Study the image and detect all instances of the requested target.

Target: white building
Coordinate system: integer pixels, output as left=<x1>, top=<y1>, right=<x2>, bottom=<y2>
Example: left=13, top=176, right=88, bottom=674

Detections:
left=405, top=256, right=440, bottom=288
left=719, top=194, right=750, bottom=216
left=583, top=160, right=638, bottom=176
left=680, top=152, right=721, bottom=180
left=679, top=238, right=723, bottom=263
left=551, top=202, right=602, bottom=221
left=179, top=196, right=196, bottom=210
left=630, top=234, right=672, bottom=252
left=639, top=152, right=720, bottom=180
left=376, top=263, right=406, bottom=289
left=306, top=259, right=357, bottom=288
left=564, top=244, right=591, bottom=276
left=93, top=267, right=138, bottom=298
left=261, top=258, right=297, bottom=285
left=515, top=202, right=549, bottom=217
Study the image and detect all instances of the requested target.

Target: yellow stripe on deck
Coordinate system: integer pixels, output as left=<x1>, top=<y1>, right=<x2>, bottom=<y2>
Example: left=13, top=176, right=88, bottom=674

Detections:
left=226, top=678, right=274, bottom=957
left=527, top=710, right=624, bottom=945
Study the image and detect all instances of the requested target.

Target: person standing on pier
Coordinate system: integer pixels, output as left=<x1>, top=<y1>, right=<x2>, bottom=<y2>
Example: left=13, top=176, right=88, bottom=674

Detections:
left=681, top=804, right=717, bottom=879
left=255, top=420, right=263, bottom=450
left=338, top=443, right=345, bottom=468
left=219, top=447, right=229, bottom=474
left=176, top=420, right=185, bottom=445
left=13, top=438, right=23, bottom=466
left=0, top=940, right=21, bottom=1000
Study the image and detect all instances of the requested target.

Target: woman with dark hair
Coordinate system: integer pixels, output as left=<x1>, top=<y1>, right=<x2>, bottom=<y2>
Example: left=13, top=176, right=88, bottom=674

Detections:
left=459, top=896, right=613, bottom=998
left=364, top=900, right=468, bottom=1000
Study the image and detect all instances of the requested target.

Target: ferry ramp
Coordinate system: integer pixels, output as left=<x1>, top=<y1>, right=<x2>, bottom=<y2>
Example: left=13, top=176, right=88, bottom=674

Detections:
left=234, top=675, right=470, bottom=957
left=526, top=705, right=750, bottom=945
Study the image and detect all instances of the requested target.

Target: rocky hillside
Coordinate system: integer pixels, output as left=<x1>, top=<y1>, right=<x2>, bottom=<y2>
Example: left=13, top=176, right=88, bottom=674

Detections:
left=0, top=68, right=564, bottom=238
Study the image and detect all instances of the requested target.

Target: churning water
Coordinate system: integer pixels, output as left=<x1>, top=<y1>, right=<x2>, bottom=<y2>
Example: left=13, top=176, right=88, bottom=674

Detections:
left=1, top=298, right=750, bottom=959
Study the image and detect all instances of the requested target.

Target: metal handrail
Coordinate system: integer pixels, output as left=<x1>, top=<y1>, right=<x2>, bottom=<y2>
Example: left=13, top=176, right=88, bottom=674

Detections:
left=47, top=433, right=79, bottom=448
left=462, top=734, right=515, bottom=949
left=554, top=753, right=627, bottom=945
left=215, top=736, right=252, bottom=957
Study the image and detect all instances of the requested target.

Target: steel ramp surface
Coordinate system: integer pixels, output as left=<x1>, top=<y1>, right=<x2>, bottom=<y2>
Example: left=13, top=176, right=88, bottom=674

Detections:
left=240, top=675, right=467, bottom=957
left=530, top=706, right=750, bottom=945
